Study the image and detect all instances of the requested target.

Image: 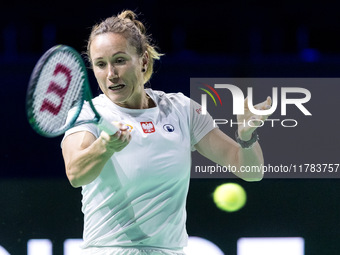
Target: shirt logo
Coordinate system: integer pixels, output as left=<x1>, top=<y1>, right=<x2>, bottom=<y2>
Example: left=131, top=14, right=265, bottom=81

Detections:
left=140, top=122, right=155, bottom=133
left=163, top=124, right=175, bottom=132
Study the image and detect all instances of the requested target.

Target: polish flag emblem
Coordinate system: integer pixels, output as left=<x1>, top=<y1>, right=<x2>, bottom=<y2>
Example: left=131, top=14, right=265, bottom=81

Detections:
left=140, top=121, right=155, bottom=133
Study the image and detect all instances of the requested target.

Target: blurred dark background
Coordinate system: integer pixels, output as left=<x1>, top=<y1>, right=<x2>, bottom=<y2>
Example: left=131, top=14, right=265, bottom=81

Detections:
left=1, top=0, right=340, bottom=254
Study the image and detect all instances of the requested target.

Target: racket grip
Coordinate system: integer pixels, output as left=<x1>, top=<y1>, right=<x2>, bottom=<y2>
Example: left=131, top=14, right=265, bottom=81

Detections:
left=97, top=118, right=119, bottom=135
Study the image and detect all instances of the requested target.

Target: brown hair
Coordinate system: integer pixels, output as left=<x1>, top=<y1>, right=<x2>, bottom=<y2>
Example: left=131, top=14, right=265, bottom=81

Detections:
left=86, top=10, right=163, bottom=84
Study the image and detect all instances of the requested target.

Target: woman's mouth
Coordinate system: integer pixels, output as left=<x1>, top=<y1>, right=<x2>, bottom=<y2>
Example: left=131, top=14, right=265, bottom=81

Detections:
left=109, top=84, right=126, bottom=91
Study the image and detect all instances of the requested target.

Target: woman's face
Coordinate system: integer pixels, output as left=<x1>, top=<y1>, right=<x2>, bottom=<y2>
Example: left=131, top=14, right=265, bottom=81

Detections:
left=90, top=32, right=147, bottom=109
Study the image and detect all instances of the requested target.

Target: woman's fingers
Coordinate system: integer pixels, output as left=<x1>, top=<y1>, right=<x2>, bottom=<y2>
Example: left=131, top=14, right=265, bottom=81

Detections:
left=100, top=122, right=131, bottom=152
left=237, top=96, right=273, bottom=140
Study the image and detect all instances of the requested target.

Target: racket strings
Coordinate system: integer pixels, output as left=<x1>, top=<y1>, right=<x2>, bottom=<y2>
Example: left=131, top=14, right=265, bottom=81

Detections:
left=32, top=50, right=85, bottom=133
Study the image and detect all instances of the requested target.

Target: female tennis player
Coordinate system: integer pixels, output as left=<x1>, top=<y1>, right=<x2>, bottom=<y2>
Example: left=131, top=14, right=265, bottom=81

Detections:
left=61, top=10, right=271, bottom=255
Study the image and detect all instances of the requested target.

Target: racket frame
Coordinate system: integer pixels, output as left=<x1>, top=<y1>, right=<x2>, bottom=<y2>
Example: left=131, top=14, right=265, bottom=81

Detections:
left=26, top=45, right=117, bottom=137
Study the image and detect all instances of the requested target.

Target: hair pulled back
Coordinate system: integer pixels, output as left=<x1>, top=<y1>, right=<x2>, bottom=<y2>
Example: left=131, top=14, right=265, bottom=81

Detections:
left=87, top=10, right=162, bottom=84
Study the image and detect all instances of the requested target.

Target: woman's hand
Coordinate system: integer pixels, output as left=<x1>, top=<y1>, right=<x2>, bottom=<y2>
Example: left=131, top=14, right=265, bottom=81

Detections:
left=62, top=122, right=132, bottom=187
left=100, top=122, right=132, bottom=153
left=237, top=97, right=272, bottom=141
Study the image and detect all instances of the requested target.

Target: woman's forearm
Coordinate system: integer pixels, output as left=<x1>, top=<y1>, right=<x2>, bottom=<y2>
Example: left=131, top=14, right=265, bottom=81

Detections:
left=65, top=137, right=114, bottom=188
left=235, top=142, right=264, bottom=181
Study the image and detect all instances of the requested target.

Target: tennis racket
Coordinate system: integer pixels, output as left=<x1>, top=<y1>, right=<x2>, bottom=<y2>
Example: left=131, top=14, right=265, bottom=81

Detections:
left=26, top=45, right=118, bottom=137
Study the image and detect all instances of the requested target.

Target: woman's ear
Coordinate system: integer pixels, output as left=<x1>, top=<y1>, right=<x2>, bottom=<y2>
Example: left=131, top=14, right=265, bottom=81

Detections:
left=141, top=50, right=149, bottom=72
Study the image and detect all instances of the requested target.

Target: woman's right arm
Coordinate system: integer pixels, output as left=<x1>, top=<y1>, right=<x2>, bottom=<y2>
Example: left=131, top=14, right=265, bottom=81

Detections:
left=62, top=124, right=131, bottom=188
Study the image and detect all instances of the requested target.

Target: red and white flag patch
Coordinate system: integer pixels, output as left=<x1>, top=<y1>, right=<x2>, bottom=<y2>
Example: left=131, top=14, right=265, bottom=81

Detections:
left=140, top=121, right=155, bottom=133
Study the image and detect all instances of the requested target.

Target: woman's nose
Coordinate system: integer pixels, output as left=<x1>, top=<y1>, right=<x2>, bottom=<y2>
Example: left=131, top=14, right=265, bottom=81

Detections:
left=107, top=65, right=118, bottom=80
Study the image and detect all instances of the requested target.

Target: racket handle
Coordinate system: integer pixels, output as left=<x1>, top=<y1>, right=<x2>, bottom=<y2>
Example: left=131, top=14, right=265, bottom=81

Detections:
left=97, top=118, right=119, bottom=135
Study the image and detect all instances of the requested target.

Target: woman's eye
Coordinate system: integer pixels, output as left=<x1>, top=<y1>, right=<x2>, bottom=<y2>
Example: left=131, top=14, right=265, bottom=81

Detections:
left=116, top=58, right=126, bottom=64
left=95, top=62, right=106, bottom=68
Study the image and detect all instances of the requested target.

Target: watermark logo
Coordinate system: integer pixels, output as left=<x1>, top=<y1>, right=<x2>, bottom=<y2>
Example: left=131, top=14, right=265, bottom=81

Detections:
left=190, top=78, right=339, bottom=179
left=200, top=84, right=311, bottom=116
left=199, top=84, right=222, bottom=114
left=193, top=79, right=312, bottom=128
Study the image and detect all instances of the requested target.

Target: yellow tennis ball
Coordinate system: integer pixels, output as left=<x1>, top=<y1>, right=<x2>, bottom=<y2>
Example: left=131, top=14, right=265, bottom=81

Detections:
left=213, top=183, right=247, bottom=212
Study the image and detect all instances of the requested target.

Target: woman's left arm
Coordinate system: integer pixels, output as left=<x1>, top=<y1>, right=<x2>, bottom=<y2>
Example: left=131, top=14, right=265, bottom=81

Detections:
left=194, top=97, right=272, bottom=182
